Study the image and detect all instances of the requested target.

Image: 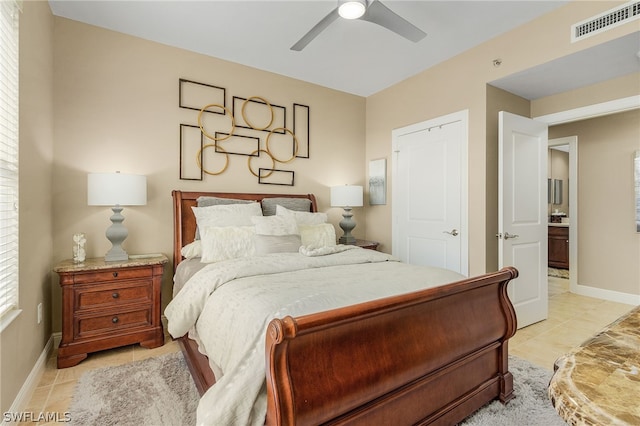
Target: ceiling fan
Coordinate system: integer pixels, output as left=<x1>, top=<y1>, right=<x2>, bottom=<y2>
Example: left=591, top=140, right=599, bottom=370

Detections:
left=291, top=0, right=427, bottom=51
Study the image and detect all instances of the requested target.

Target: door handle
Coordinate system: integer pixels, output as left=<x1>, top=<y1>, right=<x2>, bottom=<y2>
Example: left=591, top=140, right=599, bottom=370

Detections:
left=443, top=229, right=459, bottom=236
left=496, top=232, right=519, bottom=239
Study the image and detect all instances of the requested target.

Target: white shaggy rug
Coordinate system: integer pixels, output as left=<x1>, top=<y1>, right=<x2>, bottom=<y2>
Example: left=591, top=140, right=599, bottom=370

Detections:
left=460, top=355, right=566, bottom=425
left=69, top=352, right=565, bottom=425
left=69, top=352, right=198, bottom=426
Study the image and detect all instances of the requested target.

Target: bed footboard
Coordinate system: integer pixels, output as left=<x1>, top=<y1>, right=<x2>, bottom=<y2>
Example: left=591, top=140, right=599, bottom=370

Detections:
left=265, top=267, right=518, bottom=426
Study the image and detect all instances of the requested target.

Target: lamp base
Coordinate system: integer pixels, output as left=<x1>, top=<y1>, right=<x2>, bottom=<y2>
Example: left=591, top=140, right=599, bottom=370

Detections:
left=338, top=235, right=357, bottom=245
left=105, top=248, right=128, bottom=262
left=338, top=207, right=357, bottom=245
left=104, top=205, right=129, bottom=262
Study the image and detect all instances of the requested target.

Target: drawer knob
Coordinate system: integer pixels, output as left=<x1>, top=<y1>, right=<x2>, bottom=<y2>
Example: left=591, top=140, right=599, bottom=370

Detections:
left=112, top=316, right=119, bottom=324
left=112, top=272, right=119, bottom=278
left=112, top=292, right=119, bottom=299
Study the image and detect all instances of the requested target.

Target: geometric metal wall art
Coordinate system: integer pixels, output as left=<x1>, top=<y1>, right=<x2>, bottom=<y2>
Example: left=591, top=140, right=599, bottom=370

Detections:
left=178, top=78, right=310, bottom=186
left=179, top=79, right=225, bottom=113
left=293, top=103, right=310, bottom=159
left=179, top=124, right=204, bottom=181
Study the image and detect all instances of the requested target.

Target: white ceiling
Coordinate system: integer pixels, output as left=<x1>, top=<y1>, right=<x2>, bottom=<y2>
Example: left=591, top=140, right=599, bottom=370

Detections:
left=48, top=1, right=639, bottom=98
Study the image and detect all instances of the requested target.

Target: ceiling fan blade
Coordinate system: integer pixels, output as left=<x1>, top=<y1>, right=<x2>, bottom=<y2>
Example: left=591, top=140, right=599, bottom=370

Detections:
left=361, top=0, right=426, bottom=43
left=291, top=7, right=340, bottom=51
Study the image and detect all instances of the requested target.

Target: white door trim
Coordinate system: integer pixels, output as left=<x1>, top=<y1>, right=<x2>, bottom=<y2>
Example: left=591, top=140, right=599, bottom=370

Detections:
left=391, top=109, right=469, bottom=276
left=534, top=95, right=640, bottom=125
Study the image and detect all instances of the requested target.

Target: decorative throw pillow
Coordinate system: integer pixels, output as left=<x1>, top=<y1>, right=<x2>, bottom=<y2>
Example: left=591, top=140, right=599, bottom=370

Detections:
left=251, top=214, right=301, bottom=255
left=192, top=198, right=259, bottom=240
left=254, top=234, right=302, bottom=255
left=181, top=240, right=202, bottom=259
left=199, top=226, right=256, bottom=263
left=197, top=196, right=255, bottom=207
left=251, top=214, right=299, bottom=236
left=261, top=197, right=311, bottom=216
left=299, top=224, right=337, bottom=248
left=276, top=205, right=328, bottom=226
left=192, top=202, right=262, bottom=239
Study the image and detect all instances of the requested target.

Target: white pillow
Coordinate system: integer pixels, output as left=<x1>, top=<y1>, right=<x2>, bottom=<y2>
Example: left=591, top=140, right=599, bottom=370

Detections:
left=192, top=202, right=262, bottom=231
left=199, top=226, right=255, bottom=263
left=251, top=214, right=299, bottom=236
left=181, top=240, right=202, bottom=259
left=299, top=224, right=336, bottom=248
left=276, top=205, right=328, bottom=226
left=254, top=234, right=302, bottom=255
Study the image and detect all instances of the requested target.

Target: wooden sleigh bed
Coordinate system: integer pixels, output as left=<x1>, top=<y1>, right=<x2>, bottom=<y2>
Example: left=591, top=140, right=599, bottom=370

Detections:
left=171, top=190, right=519, bottom=425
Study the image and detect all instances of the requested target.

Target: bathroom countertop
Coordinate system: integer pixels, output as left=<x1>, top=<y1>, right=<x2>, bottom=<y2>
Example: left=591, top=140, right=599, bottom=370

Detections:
left=548, top=223, right=569, bottom=227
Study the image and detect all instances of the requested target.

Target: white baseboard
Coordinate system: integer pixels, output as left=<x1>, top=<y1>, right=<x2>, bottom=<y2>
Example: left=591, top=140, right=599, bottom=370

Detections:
left=572, top=282, right=640, bottom=306
left=2, top=335, right=54, bottom=426
left=53, top=331, right=61, bottom=349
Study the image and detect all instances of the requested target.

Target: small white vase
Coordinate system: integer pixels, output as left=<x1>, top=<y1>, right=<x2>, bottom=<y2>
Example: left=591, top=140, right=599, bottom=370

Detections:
left=73, top=232, right=86, bottom=263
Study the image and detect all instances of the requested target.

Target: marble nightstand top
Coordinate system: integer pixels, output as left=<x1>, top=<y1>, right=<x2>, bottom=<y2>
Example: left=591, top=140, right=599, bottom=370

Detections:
left=548, top=305, right=640, bottom=425
left=54, top=254, right=168, bottom=273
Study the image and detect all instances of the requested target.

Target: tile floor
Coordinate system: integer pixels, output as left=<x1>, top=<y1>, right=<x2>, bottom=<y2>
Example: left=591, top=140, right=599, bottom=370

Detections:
left=19, top=326, right=181, bottom=426
left=19, top=276, right=636, bottom=425
left=510, top=276, right=635, bottom=369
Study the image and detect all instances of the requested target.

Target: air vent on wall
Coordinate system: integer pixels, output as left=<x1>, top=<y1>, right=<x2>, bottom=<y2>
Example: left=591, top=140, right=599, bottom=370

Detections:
left=572, top=0, right=640, bottom=42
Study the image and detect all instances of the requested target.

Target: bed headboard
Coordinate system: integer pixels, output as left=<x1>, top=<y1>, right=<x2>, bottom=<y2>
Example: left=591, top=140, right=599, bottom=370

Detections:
left=171, top=190, right=318, bottom=271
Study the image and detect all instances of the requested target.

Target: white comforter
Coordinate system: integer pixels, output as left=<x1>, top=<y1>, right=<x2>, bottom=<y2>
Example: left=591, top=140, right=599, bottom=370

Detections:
left=165, top=247, right=464, bottom=426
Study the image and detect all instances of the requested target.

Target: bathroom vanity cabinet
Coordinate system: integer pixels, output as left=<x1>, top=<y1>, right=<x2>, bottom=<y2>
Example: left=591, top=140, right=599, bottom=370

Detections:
left=548, top=225, right=569, bottom=269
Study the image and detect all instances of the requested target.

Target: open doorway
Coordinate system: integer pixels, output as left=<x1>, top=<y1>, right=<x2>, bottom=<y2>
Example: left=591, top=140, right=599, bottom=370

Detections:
left=537, top=102, right=640, bottom=305
left=534, top=96, right=640, bottom=303
left=547, top=136, right=577, bottom=297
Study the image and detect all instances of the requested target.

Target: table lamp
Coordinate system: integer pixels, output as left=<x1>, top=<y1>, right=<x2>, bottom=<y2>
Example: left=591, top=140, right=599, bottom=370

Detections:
left=331, top=185, right=363, bottom=244
left=87, top=172, right=147, bottom=261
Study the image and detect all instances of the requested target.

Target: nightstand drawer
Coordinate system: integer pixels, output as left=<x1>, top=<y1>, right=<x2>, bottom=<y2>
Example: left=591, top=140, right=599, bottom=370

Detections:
left=72, top=267, right=152, bottom=284
left=76, top=308, right=151, bottom=338
left=75, top=282, right=152, bottom=311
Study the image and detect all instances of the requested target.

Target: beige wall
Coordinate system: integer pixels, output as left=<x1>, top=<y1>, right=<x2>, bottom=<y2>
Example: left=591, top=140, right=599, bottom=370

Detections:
left=1, top=1, right=55, bottom=414
left=549, top=109, right=640, bottom=296
left=365, top=1, right=639, bottom=276
left=51, top=17, right=366, bottom=331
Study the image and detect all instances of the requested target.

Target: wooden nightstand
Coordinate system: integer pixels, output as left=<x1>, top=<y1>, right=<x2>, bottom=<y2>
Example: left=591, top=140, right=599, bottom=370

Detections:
left=354, top=239, right=379, bottom=250
left=54, top=254, right=168, bottom=368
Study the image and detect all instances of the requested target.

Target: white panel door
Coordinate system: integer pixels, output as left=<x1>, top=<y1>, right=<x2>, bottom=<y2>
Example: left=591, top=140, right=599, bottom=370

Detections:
left=392, top=111, right=467, bottom=275
left=499, top=111, right=548, bottom=329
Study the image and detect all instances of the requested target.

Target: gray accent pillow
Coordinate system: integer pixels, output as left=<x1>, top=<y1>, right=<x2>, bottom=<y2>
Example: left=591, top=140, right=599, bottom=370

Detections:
left=261, top=197, right=311, bottom=216
left=254, top=234, right=302, bottom=255
left=197, top=196, right=254, bottom=207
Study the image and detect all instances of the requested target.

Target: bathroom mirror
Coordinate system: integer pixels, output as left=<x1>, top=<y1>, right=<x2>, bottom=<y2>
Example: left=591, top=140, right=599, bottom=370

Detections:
left=553, top=179, right=563, bottom=205
left=549, top=145, right=569, bottom=212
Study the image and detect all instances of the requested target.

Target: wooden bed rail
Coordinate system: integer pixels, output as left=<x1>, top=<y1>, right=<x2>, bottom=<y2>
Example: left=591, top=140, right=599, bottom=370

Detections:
left=265, top=266, right=518, bottom=426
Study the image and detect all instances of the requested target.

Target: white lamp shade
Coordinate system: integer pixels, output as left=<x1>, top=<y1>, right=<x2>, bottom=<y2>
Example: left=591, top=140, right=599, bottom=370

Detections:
left=331, top=185, right=363, bottom=207
left=87, top=173, right=147, bottom=206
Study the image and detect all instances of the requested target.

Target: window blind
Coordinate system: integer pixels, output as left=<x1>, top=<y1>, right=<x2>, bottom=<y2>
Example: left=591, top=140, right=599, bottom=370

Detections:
left=0, top=0, right=19, bottom=320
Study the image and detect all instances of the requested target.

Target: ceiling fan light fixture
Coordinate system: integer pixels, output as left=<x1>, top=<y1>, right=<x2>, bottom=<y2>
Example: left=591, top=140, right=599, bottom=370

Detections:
left=338, top=0, right=366, bottom=20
